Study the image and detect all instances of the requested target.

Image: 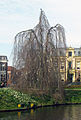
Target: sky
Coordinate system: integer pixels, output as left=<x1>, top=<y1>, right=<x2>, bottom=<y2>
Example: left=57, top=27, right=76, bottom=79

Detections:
left=0, top=0, right=81, bottom=65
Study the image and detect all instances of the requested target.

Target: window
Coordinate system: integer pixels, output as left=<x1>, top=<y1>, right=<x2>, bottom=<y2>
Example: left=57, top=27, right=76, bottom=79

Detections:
left=61, top=66, right=64, bottom=69
left=77, top=67, right=80, bottom=69
left=60, top=62, right=64, bottom=70
left=68, top=52, right=72, bottom=57
left=74, top=51, right=76, bottom=54
left=77, top=61, right=80, bottom=69
left=68, top=61, right=72, bottom=69
left=61, top=79, right=64, bottom=82
left=61, top=74, right=64, bottom=81
left=78, top=51, right=80, bottom=56
left=1, top=74, right=6, bottom=81
left=2, top=57, right=4, bottom=60
left=60, top=51, right=62, bottom=55
left=1, top=64, right=6, bottom=71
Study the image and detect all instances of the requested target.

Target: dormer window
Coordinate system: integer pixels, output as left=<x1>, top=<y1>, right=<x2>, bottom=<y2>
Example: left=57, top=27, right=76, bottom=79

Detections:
left=68, top=52, right=72, bottom=57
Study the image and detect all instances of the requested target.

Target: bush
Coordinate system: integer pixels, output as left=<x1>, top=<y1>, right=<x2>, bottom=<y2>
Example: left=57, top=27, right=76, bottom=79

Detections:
left=64, top=89, right=81, bottom=103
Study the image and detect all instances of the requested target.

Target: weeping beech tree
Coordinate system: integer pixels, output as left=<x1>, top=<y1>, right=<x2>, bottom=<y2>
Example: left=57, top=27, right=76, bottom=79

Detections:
left=12, top=10, right=66, bottom=93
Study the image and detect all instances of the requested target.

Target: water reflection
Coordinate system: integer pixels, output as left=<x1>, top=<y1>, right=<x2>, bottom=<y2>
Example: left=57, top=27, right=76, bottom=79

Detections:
left=18, top=112, right=21, bottom=119
left=0, top=105, right=81, bottom=120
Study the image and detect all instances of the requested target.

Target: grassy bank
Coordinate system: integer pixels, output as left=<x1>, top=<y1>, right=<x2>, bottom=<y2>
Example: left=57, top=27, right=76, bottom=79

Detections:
left=65, top=88, right=81, bottom=103
left=0, top=88, right=55, bottom=110
left=1, top=87, right=80, bottom=110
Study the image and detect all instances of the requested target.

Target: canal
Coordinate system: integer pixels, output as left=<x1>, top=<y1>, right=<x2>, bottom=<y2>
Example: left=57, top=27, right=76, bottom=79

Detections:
left=0, top=105, right=81, bottom=120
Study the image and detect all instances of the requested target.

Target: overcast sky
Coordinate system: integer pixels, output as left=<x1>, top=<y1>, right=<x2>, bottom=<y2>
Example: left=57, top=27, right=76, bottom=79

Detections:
left=0, top=0, right=81, bottom=65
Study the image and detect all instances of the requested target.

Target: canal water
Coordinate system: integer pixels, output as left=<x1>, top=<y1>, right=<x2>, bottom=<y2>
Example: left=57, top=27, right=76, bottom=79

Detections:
left=0, top=105, right=81, bottom=120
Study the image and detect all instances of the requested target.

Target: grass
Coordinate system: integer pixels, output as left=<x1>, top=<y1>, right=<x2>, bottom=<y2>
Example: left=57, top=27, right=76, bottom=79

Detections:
left=0, top=88, right=32, bottom=110
left=64, top=89, right=81, bottom=103
left=1, top=87, right=80, bottom=110
left=0, top=88, right=55, bottom=110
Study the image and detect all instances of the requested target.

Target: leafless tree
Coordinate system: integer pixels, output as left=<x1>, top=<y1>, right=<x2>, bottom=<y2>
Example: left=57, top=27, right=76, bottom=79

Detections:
left=12, top=10, right=66, bottom=93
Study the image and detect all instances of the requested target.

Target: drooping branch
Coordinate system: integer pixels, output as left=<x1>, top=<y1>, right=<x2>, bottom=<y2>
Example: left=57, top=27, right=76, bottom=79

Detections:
left=12, top=10, right=67, bottom=92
